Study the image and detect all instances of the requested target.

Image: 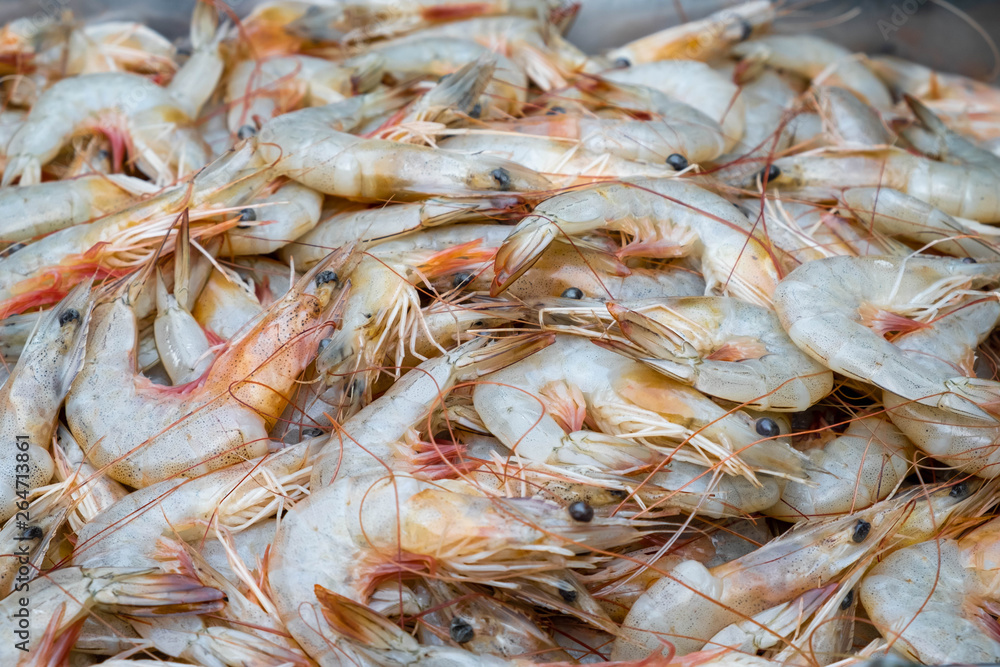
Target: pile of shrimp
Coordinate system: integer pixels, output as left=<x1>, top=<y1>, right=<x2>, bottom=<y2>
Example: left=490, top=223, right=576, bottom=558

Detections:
left=4, top=0, right=1000, bottom=665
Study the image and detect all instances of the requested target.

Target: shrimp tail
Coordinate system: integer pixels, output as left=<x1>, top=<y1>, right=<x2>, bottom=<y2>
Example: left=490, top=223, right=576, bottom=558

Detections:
left=90, top=568, right=226, bottom=616
left=427, top=55, right=497, bottom=118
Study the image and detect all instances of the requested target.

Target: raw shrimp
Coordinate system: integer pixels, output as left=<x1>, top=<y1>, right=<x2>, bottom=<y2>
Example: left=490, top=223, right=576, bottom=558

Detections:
left=0, top=567, right=224, bottom=665
left=773, top=255, right=1000, bottom=419
left=612, top=484, right=968, bottom=659
left=280, top=196, right=521, bottom=269
left=492, top=178, right=779, bottom=308
left=473, top=335, right=805, bottom=478
left=764, top=415, right=916, bottom=522
left=900, top=94, right=1000, bottom=175
left=606, top=296, right=833, bottom=411
left=882, top=298, right=1000, bottom=478
left=0, top=283, right=91, bottom=522
left=255, top=92, right=551, bottom=200
left=438, top=132, right=678, bottom=183
left=154, top=268, right=213, bottom=386
left=817, top=86, right=894, bottom=147
left=0, top=174, right=157, bottom=244
left=840, top=186, right=1000, bottom=259
left=52, top=424, right=129, bottom=531
left=73, top=440, right=320, bottom=665
left=485, top=100, right=728, bottom=165
left=605, top=61, right=746, bottom=152
left=226, top=54, right=382, bottom=133
left=859, top=513, right=1000, bottom=663
left=65, top=248, right=352, bottom=487
left=2, top=5, right=223, bottom=185
left=272, top=471, right=639, bottom=665
left=222, top=180, right=323, bottom=256
left=765, top=147, right=1000, bottom=222
left=606, top=1, right=774, bottom=65
left=192, top=265, right=265, bottom=342
left=732, top=35, right=892, bottom=110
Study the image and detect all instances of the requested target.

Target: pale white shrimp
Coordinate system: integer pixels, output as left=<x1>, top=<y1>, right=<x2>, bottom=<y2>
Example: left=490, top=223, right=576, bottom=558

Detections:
left=73, top=440, right=320, bottom=665
left=256, top=95, right=551, bottom=200
left=764, top=415, right=916, bottom=522
left=226, top=54, right=383, bottom=133
left=606, top=296, right=833, bottom=411
left=840, top=186, right=1000, bottom=260
left=860, top=512, right=1000, bottom=663
left=273, top=470, right=639, bottom=665
left=438, top=131, right=678, bottom=184
left=732, top=35, right=892, bottom=110
left=766, top=147, right=1000, bottom=222
left=605, top=61, right=746, bottom=152
left=705, top=584, right=835, bottom=654
left=492, top=177, right=780, bottom=308
left=882, top=298, right=1000, bottom=478
left=222, top=180, right=323, bottom=256
left=65, top=248, right=351, bottom=487
left=773, top=255, right=1000, bottom=419
left=0, top=567, right=224, bottom=666
left=2, top=5, right=223, bottom=186
left=474, top=335, right=805, bottom=479
left=900, top=94, right=1000, bottom=175
left=192, top=265, right=265, bottom=343
left=612, top=484, right=969, bottom=659
left=280, top=196, right=521, bottom=270
left=154, top=268, right=213, bottom=386
left=606, top=1, right=774, bottom=65
left=0, top=174, right=156, bottom=244
left=817, top=85, right=895, bottom=147
left=52, top=424, right=129, bottom=532
left=0, top=283, right=91, bottom=522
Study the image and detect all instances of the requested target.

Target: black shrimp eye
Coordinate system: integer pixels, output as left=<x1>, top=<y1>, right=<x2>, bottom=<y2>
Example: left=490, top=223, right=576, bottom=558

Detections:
left=963, top=257, right=977, bottom=264
left=449, top=618, right=475, bottom=644
left=852, top=519, right=871, bottom=543
left=302, top=427, right=324, bottom=438
left=237, top=124, right=257, bottom=140
left=950, top=481, right=969, bottom=498
left=568, top=501, right=594, bottom=522
left=452, top=272, right=474, bottom=289
left=238, top=208, right=257, bottom=222
left=613, top=57, right=631, bottom=68
left=546, top=105, right=566, bottom=115
left=468, top=103, right=482, bottom=119
left=558, top=583, right=578, bottom=603
left=22, top=525, right=43, bottom=540
left=1, top=242, right=25, bottom=257
left=59, top=309, right=80, bottom=326
left=490, top=167, right=512, bottom=191
left=755, top=418, right=780, bottom=438
left=97, top=148, right=111, bottom=160
left=761, top=164, right=781, bottom=182
left=840, top=588, right=854, bottom=610
left=345, top=378, right=365, bottom=399
left=738, top=17, right=754, bottom=41
left=666, top=153, right=689, bottom=171
left=318, top=338, right=332, bottom=353
left=315, top=271, right=338, bottom=287
left=561, top=287, right=584, bottom=299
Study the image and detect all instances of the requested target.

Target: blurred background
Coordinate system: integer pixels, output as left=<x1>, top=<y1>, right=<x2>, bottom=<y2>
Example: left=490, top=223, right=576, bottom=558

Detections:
left=1, top=0, right=997, bottom=79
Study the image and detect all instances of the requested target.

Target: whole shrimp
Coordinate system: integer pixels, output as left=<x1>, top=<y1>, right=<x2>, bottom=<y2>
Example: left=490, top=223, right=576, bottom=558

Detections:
left=0, top=283, right=91, bottom=522
left=605, top=296, right=833, bottom=411
left=612, top=483, right=970, bottom=659
left=255, top=90, right=551, bottom=200
left=765, top=147, right=1000, bottom=222
left=491, top=178, right=779, bottom=308
left=473, top=335, right=805, bottom=479
left=2, top=4, right=224, bottom=185
left=773, top=255, right=1000, bottom=419
left=73, top=440, right=320, bottom=665
left=882, top=297, right=1000, bottom=478
left=222, top=180, right=324, bottom=256
left=860, top=511, right=1000, bottom=663
left=764, top=415, right=916, bottom=522
left=64, top=247, right=353, bottom=487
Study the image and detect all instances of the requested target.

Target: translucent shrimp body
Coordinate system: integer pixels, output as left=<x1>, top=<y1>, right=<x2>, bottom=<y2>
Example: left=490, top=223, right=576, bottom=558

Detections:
left=773, top=255, right=1000, bottom=419
left=65, top=250, right=351, bottom=487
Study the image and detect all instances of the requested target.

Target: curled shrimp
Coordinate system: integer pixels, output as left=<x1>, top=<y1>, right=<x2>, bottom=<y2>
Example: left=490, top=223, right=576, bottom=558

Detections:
left=773, top=255, right=1000, bottom=420
left=64, top=247, right=353, bottom=487
left=605, top=296, right=833, bottom=411
left=492, top=177, right=779, bottom=307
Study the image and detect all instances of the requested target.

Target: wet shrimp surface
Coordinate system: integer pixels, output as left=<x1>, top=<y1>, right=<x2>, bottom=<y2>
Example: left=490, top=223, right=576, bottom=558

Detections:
left=0, top=1, right=999, bottom=665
